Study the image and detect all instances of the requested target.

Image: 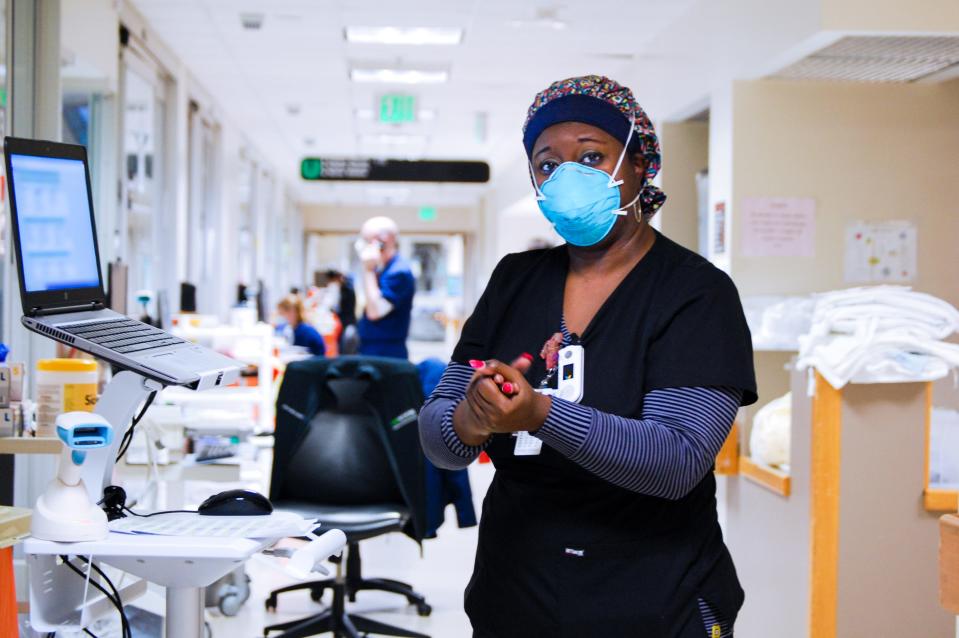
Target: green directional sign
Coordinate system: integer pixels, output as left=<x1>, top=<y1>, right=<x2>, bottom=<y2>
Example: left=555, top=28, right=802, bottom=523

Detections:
left=299, top=158, right=490, bottom=183
left=380, top=94, right=416, bottom=123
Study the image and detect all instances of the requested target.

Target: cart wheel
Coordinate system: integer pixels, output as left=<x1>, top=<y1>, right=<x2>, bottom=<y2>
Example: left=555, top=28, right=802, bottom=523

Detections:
left=416, top=603, right=432, bottom=617
left=219, top=592, right=242, bottom=617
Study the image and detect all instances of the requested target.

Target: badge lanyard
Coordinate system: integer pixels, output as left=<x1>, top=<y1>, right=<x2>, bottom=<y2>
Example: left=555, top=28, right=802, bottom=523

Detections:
left=514, top=343, right=585, bottom=456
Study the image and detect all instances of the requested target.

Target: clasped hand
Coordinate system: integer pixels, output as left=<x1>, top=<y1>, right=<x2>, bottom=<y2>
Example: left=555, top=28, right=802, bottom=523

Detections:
left=453, top=356, right=552, bottom=446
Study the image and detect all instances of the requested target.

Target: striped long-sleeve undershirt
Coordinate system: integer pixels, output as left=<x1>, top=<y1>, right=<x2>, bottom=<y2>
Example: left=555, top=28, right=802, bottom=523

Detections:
left=418, top=361, right=742, bottom=501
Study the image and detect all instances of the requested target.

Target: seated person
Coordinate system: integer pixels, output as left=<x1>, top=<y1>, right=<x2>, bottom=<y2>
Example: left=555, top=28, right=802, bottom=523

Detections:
left=277, top=295, right=326, bottom=357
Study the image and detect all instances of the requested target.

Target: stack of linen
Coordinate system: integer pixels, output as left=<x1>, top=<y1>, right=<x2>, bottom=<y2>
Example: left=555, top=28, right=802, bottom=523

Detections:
left=797, top=286, right=959, bottom=390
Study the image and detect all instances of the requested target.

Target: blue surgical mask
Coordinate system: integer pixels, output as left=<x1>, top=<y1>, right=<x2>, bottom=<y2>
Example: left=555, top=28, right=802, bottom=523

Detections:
left=532, top=118, right=640, bottom=247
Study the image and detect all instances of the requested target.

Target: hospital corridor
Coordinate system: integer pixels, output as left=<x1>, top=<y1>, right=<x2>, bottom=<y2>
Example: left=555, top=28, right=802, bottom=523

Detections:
left=1, top=1, right=959, bottom=637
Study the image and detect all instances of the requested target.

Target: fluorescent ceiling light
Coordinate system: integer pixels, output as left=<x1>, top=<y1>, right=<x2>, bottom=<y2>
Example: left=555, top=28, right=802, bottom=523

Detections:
left=507, top=18, right=566, bottom=30
left=359, top=133, right=427, bottom=146
left=346, top=27, right=463, bottom=46
left=350, top=68, right=448, bottom=84
left=355, top=107, right=437, bottom=121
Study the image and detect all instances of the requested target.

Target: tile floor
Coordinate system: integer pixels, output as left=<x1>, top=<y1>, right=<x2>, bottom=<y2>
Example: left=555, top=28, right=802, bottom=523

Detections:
left=202, top=461, right=495, bottom=638
left=30, top=457, right=493, bottom=637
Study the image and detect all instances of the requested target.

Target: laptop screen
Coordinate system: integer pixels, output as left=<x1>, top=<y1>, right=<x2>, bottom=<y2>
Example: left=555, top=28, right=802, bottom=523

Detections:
left=9, top=153, right=101, bottom=293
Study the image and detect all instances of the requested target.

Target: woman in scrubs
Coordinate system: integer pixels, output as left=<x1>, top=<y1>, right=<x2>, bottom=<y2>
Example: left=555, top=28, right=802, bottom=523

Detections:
left=420, top=76, right=757, bottom=637
left=277, top=295, right=326, bottom=357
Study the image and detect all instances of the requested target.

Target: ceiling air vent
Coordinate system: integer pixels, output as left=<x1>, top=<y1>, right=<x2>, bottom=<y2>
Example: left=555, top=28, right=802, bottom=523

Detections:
left=240, top=13, right=264, bottom=31
left=772, top=36, right=959, bottom=83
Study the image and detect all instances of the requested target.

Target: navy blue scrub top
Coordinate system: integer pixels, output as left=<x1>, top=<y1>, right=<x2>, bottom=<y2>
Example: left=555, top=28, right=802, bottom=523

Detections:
left=358, top=255, right=415, bottom=359
left=292, top=322, right=326, bottom=356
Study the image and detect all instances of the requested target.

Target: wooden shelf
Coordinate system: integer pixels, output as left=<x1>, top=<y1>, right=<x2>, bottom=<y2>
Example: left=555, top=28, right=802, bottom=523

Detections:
left=715, top=422, right=740, bottom=475
left=0, top=437, right=61, bottom=455
left=0, top=506, right=31, bottom=548
left=925, top=488, right=959, bottom=512
left=740, top=455, right=791, bottom=496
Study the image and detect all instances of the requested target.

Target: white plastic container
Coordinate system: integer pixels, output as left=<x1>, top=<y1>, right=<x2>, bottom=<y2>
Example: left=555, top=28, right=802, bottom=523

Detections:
left=35, top=359, right=98, bottom=437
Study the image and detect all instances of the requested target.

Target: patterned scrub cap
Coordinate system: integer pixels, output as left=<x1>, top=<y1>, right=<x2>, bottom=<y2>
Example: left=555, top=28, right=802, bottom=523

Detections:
left=523, top=75, right=667, bottom=219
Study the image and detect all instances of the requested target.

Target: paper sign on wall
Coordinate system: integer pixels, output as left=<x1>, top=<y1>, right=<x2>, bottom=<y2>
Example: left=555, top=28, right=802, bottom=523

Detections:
left=740, top=197, right=816, bottom=257
left=712, top=202, right=727, bottom=256
left=843, top=220, right=917, bottom=283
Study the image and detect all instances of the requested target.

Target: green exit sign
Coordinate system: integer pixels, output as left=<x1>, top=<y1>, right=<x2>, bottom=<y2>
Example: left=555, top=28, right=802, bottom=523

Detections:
left=418, top=206, right=437, bottom=221
left=380, top=94, right=416, bottom=123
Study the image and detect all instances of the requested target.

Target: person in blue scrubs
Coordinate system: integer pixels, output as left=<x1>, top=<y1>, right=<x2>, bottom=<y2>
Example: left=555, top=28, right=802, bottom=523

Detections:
left=277, top=295, right=326, bottom=356
left=356, top=216, right=416, bottom=359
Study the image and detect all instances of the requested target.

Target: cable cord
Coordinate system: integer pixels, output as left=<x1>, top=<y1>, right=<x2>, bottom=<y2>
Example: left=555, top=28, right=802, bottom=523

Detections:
left=59, top=555, right=131, bottom=638
left=73, top=556, right=130, bottom=638
left=99, top=484, right=195, bottom=520
left=115, top=390, right=158, bottom=461
left=122, top=505, right=193, bottom=517
left=59, top=557, right=128, bottom=638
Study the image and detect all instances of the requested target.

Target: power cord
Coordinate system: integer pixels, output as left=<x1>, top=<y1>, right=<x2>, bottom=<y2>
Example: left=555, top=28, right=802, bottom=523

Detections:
left=122, top=505, right=193, bottom=517
left=58, top=555, right=131, bottom=638
left=115, top=390, right=158, bottom=461
left=60, top=557, right=128, bottom=638
left=99, top=484, right=192, bottom=520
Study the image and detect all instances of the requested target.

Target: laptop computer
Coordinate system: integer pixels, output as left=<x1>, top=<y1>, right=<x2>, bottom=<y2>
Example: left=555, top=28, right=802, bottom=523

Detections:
left=4, top=136, right=241, bottom=391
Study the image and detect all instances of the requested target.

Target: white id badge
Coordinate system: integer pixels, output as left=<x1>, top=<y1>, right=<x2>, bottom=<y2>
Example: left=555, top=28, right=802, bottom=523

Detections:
left=513, top=431, right=543, bottom=456
left=514, top=344, right=586, bottom=457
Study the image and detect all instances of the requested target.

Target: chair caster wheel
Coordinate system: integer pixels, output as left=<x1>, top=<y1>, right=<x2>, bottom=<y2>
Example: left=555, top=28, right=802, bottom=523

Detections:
left=265, top=595, right=277, bottom=612
left=416, top=603, right=432, bottom=617
left=309, top=587, right=326, bottom=602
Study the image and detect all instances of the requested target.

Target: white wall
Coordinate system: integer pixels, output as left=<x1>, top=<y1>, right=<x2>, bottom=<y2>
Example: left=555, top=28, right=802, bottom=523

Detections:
left=114, top=0, right=302, bottom=319
left=61, top=0, right=118, bottom=94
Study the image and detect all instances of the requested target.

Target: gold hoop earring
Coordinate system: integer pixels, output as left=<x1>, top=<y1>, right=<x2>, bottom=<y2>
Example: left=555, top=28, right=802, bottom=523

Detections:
left=633, top=199, right=643, bottom=223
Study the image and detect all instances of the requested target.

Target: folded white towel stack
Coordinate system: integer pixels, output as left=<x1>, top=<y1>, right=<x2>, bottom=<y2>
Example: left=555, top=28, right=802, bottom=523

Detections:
left=797, top=286, right=959, bottom=389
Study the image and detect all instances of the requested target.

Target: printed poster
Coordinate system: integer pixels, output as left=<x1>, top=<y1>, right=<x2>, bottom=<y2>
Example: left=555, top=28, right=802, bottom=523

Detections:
left=843, top=220, right=917, bottom=283
left=712, top=202, right=726, bottom=256
left=740, top=197, right=816, bottom=257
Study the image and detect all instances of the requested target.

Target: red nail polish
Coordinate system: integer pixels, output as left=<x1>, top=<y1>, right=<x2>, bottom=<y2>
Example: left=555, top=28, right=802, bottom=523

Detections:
left=502, top=382, right=513, bottom=394
left=521, top=352, right=534, bottom=362
left=469, top=359, right=485, bottom=369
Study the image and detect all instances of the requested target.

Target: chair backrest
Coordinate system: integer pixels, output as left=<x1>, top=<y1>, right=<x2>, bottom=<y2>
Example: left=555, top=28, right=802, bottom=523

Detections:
left=270, top=355, right=427, bottom=541
left=279, top=378, right=403, bottom=505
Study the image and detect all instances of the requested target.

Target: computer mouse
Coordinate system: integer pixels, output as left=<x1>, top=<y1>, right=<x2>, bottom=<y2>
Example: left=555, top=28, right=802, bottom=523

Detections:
left=198, top=489, right=273, bottom=516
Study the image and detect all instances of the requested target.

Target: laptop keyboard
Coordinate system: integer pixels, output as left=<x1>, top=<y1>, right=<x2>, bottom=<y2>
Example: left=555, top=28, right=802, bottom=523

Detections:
left=61, top=319, right=186, bottom=355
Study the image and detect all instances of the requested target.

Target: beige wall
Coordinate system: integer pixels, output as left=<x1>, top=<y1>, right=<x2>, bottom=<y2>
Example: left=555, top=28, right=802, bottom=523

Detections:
left=837, top=382, right=952, bottom=637
left=729, top=78, right=959, bottom=308
left=301, top=204, right=479, bottom=234
left=726, top=369, right=813, bottom=638
left=822, top=0, right=959, bottom=31
left=659, top=120, right=708, bottom=253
